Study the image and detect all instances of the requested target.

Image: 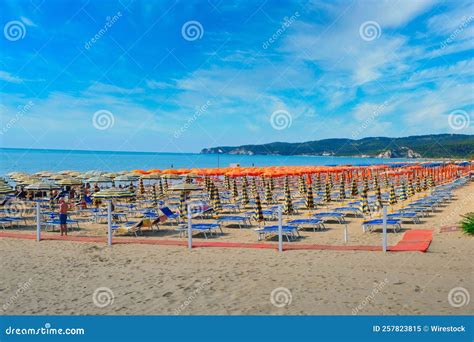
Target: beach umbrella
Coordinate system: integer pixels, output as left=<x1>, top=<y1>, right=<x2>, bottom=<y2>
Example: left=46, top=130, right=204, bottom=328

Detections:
left=407, top=179, right=415, bottom=197
left=241, top=178, right=249, bottom=205
left=359, top=191, right=370, bottom=215
left=269, top=176, right=274, bottom=191
left=115, top=175, right=138, bottom=182
left=362, top=177, right=369, bottom=194
left=179, top=190, right=187, bottom=220
left=422, top=176, right=428, bottom=190
left=0, top=184, right=14, bottom=194
left=232, top=178, right=239, bottom=201
left=250, top=177, right=257, bottom=198
left=213, top=183, right=222, bottom=213
left=398, top=182, right=407, bottom=201
left=314, top=174, right=322, bottom=193
left=350, top=178, right=358, bottom=197
left=163, top=178, right=169, bottom=193
left=140, top=174, right=162, bottom=181
left=298, top=175, right=306, bottom=196
left=306, top=181, right=315, bottom=209
left=86, top=175, right=112, bottom=183
left=339, top=177, right=346, bottom=200
left=92, top=188, right=135, bottom=199
left=389, top=185, right=398, bottom=205
left=138, top=178, right=145, bottom=197
left=253, top=192, right=264, bottom=225
left=265, top=181, right=273, bottom=204
left=373, top=186, right=383, bottom=211
left=158, top=178, right=164, bottom=197
left=128, top=181, right=135, bottom=193
left=383, top=175, right=390, bottom=188
left=324, top=180, right=331, bottom=203
left=169, top=183, right=202, bottom=192
left=225, top=175, right=231, bottom=190
left=152, top=184, right=158, bottom=206
left=415, top=177, right=422, bottom=192
left=373, top=175, right=379, bottom=190
left=56, top=178, right=83, bottom=186
left=25, top=182, right=60, bottom=191
left=283, top=177, right=294, bottom=215
left=428, top=175, right=435, bottom=188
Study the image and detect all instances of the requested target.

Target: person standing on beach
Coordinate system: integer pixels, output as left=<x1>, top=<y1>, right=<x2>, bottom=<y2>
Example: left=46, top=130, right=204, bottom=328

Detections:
left=59, top=199, right=69, bottom=236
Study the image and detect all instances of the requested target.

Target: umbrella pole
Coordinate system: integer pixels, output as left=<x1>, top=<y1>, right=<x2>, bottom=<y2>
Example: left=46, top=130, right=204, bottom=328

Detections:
left=187, top=204, right=192, bottom=250
left=107, top=200, right=112, bottom=246
left=278, top=205, right=283, bottom=253
left=36, top=201, right=41, bottom=242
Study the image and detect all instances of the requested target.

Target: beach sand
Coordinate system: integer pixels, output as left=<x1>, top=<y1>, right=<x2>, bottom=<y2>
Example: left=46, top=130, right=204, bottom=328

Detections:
left=0, top=181, right=473, bottom=315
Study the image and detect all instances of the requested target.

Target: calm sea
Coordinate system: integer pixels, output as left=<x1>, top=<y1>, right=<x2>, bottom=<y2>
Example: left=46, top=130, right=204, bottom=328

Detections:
left=0, top=148, right=412, bottom=175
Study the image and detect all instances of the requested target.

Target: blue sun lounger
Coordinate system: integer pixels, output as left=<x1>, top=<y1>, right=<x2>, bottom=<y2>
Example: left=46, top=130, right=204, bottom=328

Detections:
left=334, top=207, right=363, bottom=217
left=178, top=223, right=222, bottom=239
left=286, top=218, right=326, bottom=231
left=313, top=212, right=346, bottom=223
left=388, top=212, right=421, bottom=224
left=216, top=215, right=251, bottom=228
left=362, top=219, right=401, bottom=233
left=42, top=219, right=80, bottom=231
left=255, top=225, right=299, bottom=242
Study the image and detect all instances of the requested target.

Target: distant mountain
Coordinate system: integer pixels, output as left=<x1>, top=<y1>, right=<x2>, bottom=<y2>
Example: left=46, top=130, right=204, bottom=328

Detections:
left=201, top=134, right=474, bottom=159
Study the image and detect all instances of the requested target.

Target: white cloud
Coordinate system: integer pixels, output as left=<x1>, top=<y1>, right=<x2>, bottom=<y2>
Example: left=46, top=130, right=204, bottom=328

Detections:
left=0, top=70, right=22, bottom=83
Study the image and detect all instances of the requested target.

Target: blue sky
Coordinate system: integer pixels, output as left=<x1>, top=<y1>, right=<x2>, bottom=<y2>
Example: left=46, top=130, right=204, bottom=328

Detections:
left=0, top=0, right=473, bottom=153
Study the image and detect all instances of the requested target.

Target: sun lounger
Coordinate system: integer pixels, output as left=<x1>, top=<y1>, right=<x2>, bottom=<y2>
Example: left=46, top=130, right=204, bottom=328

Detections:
left=159, top=207, right=180, bottom=224
left=362, top=219, right=401, bottom=233
left=42, top=219, right=81, bottom=231
left=312, top=212, right=346, bottom=223
left=111, top=220, right=143, bottom=237
left=255, top=225, right=299, bottom=242
left=216, top=215, right=251, bottom=228
left=388, top=212, right=421, bottom=224
left=286, top=218, right=325, bottom=231
left=334, top=207, right=363, bottom=217
left=177, top=223, right=222, bottom=239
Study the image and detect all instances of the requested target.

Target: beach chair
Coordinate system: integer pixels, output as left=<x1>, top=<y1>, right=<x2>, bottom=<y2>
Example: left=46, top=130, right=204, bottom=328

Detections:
left=254, top=225, right=299, bottom=242
left=159, top=207, right=180, bottom=224
left=312, top=212, right=346, bottom=224
left=177, top=223, right=222, bottom=239
left=111, top=220, right=144, bottom=237
left=387, top=212, right=421, bottom=224
left=362, top=219, right=401, bottom=233
left=287, top=218, right=326, bottom=231
left=216, top=215, right=251, bottom=228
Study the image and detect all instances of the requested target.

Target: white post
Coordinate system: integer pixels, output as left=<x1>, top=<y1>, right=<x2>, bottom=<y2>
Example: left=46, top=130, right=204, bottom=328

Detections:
left=187, top=204, right=192, bottom=250
left=107, top=200, right=112, bottom=246
left=344, top=223, right=348, bottom=243
left=36, top=201, right=41, bottom=242
left=382, top=206, right=387, bottom=252
left=278, top=205, right=283, bottom=253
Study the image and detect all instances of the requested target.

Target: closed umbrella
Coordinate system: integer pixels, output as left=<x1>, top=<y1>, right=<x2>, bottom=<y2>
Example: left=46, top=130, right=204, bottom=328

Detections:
left=314, top=174, right=322, bottom=193
left=373, top=186, right=383, bottom=211
left=359, top=190, right=370, bottom=215
left=306, top=181, right=314, bottom=209
left=351, top=178, right=358, bottom=197
left=339, top=177, right=346, bottom=200
left=253, top=192, right=264, bottom=225
left=389, top=185, right=397, bottom=205
left=283, top=176, right=294, bottom=215
left=265, top=181, right=273, bottom=204
left=179, top=190, right=187, bottom=220
left=232, top=178, right=239, bottom=201
left=241, top=178, right=249, bottom=206
left=398, top=182, right=407, bottom=201
left=324, top=180, right=331, bottom=203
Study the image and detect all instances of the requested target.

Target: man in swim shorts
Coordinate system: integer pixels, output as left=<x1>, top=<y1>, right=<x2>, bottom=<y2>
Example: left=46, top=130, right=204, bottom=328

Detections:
left=59, top=199, right=69, bottom=236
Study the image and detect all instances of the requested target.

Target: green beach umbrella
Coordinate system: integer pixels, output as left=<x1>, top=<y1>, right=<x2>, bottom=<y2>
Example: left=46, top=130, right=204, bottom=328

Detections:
left=91, top=188, right=135, bottom=199
left=0, top=184, right=14, bottom=194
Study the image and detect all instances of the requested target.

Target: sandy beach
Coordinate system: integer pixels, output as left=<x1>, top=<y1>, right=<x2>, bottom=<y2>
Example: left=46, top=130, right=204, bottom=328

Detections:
left=1, top=180, right=472, bottom=316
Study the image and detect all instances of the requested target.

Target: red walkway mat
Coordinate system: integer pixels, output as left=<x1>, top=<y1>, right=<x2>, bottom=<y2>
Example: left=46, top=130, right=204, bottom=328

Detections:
left=0, top=230, right=433, bottom=252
